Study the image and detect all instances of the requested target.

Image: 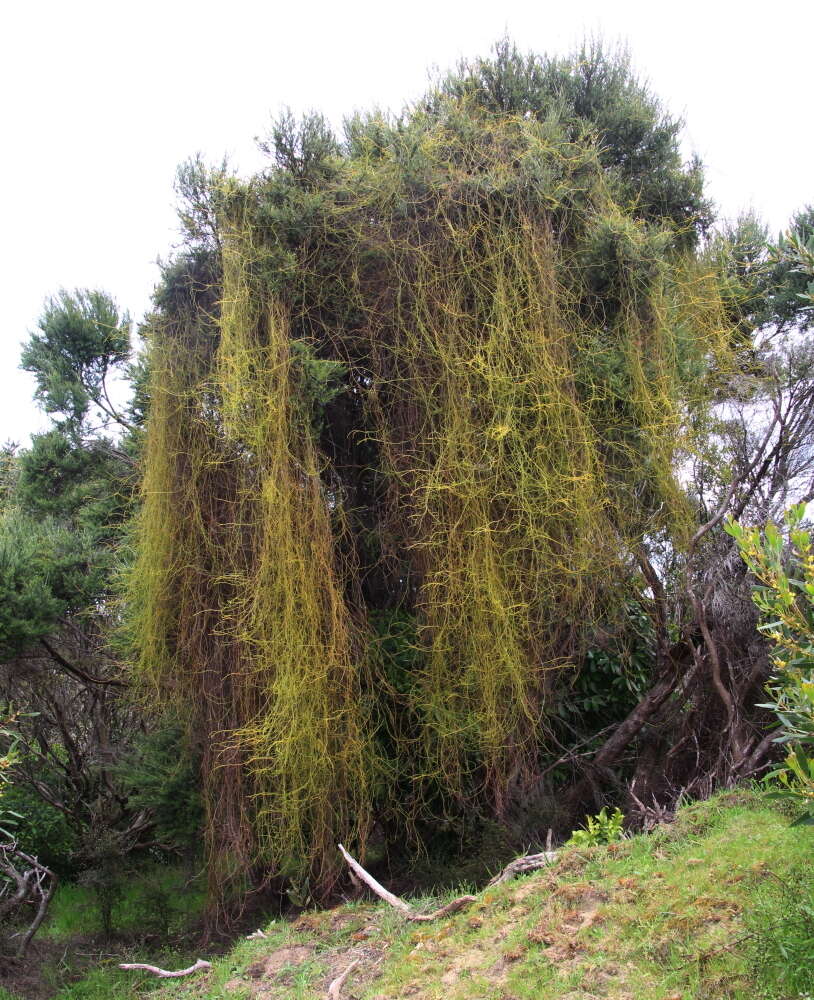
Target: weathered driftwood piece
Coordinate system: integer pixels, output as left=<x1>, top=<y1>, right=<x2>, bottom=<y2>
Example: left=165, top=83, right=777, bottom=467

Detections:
left=409, top=895, right=479, bottom=921
left=327, top=958, right=360, bottom=999
left=118, top=958, right=211, bottom=978
left=487, top=849, right=557, bottom=887
left=337, top=844, right=476, bottom=922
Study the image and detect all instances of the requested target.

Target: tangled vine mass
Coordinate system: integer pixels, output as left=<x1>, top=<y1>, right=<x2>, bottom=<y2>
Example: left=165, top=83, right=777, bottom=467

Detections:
left=128, top=45, right=739, bottom=913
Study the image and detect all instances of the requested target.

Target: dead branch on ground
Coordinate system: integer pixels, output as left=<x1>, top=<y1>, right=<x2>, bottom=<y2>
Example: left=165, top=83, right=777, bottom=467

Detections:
left=337, top=844, right=477, bottom=921
left=117, top=958, right=211, bottom=978
left=0, top=843, right=57, bottom=958
left=327, top=958, right=360, bottom=999
left=487, top=849, right=557, bottom=886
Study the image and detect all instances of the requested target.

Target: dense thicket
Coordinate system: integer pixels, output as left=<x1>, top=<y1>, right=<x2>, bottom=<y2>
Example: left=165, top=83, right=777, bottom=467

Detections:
left=0, top=290, right=158, bottom=908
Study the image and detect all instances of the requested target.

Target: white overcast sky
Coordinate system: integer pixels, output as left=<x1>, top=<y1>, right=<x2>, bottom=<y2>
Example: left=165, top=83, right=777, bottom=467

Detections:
left=1, top=0, right=812, bottom=444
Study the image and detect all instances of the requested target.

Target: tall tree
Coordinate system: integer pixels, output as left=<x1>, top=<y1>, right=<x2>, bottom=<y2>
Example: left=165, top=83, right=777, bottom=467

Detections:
left=130, top=40, right=759, bottom=921
left=0, top=289, right=156, bottom=878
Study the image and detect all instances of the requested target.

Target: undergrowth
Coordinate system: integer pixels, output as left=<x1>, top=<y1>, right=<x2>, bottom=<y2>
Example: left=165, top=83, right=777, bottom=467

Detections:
left=746, top=865, right=814, bottom=999
left=41, top=863, right=206, bottom=941
left=0, top=865, right=206, bottom=1000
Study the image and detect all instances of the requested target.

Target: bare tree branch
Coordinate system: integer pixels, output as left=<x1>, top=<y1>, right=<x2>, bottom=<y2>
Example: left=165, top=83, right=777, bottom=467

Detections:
left=39, top=638, right=127, bottom=688
left=327, top=959, right=360, bottom=1000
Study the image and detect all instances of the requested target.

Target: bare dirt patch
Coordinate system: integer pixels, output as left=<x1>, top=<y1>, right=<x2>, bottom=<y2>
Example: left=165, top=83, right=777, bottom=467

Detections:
left=246, top=943, right=316, bottom=979
left=226, top=939, right=388, bottom=999
left=438, top=946, right=489, bottom=986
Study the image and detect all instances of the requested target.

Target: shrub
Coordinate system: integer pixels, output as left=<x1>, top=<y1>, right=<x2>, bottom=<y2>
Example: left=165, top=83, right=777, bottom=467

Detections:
left=0, top=781, right=77, bottom=875
left=726, top=504, right=814, bottom=825
left=566, top=806, right=625, bottom=847
left=746, top=866, right=814, bottom=998
left=114, top=719, right=203, bottom=856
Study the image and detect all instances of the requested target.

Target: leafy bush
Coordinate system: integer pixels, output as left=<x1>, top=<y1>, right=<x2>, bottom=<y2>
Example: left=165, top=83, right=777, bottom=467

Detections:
left=561, top=602, right=653, bottom=733
left=74, top=825, right=132, bottom=940
left=566, top=806, right=625, bottom=847
left=0, top=781, right=77, bottom=875
left=114, top=719, right=203, bottom=855
left=0, top=513, right=106, bottom=658
left=746, top=866, right=814, bottom=999
left=726, top=504, right=814, bottom=825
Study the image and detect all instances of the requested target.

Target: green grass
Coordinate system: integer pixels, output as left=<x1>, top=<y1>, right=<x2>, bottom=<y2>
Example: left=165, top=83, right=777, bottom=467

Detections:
left=20, top=790, right=814, bottom=1000
left=42, top=863, right=206, bottom=941
left=0, top=864, right=207, bottom=1000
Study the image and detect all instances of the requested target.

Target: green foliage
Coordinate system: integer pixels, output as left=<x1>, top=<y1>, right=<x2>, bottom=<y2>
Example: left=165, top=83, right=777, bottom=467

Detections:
left=763, top=205, right=814, bottom=334
left=1, top=292, right=138, bottom=656
left=0, top=445, right=17, bottom=512
left=746, top=867, right=814, bottom=999
left=0, top=780, right=77, bottom=874
left=134, top=870, right=184, bottom=938
left=709, top=205, right=814, bottom=343
left=0, top=512, right=103, bottom=656
left=40, top=863, right=205, bottom=943
left=566, top=805, right=625, bottom=847
left=261, top=109, right=341, bottom=183
left=289, top=339, right=346, bottom=435
left=20, top=289, right=131, bottom=434
left=16, top=429, right=129, bottom=534
left=559, top=603, right=653, bottom=741
left=75, top=825, right=133, bottom=939
left=0, top=282, right=150, bottom=953
left=175, top=153, right=231, bottom=253
left=115, top=720, right=203, bottom=854
left=435, top=37, right=711, bottom=242
left=726, top=504, right=814, bottom=825
left=708, top=211, right=774, bottom=343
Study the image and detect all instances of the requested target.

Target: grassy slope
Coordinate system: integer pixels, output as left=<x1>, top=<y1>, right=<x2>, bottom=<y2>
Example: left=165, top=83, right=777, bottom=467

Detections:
left=39, top=791, right=814, bottom=999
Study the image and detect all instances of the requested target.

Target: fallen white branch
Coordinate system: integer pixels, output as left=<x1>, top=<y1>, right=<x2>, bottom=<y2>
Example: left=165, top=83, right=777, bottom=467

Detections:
left=118, top=958, right=211, bottom=978
left=337, top=844, right=476, bottom=922
left=327, top=958, right=360, bottom=999
left=337, top=844, right=412, bottom=914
